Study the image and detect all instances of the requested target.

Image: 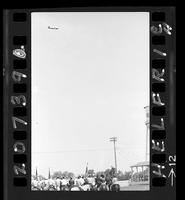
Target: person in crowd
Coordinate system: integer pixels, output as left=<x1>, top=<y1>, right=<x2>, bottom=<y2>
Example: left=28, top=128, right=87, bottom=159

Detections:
left=100, top=174, right=106, bottom=184
left=31, top=170, right=121, bottom=191
left=60, top=176, right=68, bottom=190
left=32, top=177, right=39, bottom=190
left=98, top=174, right=108, bottom=191
left=105, top=175, right=113, bottom=191
left=39, top=179, right=47, bottom=190
left=68, top=176, right=75, bottom=190
left=95, top=175, right=102, bottom=190
left=87, top=174, right=94, bottom=186
left=47, top=178, right=57, bottom=190
left=84, top=176, right=89, bottom=184
left=112, top=175, right=118, bottom=184
left=79, top=176, right=85, bottom=185
left=55, top=176, right=62, bottom=191
left=75, top=176, right=81, bottom=186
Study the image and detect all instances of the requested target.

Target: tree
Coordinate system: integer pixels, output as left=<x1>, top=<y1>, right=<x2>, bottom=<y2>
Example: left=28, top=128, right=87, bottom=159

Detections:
left=67, top=172, right=75, bottom=178
left=117, top=170, right=124, bottom=180
left=87, top=169, right=95, bottom=176
left=62, top=171, right=75, bottom=178
left=52, top=171, right=75, bottom=179
left=123, top=171, right=131, bottom=180
left=32, top=174, right=46, bottom=180
left=117, top=171, right=131, bottom=181
left=109, top=167, right=116, bottom=176
left=104, top=169, right=111, bottom=177
left=52, top=171, right=63, bottom=179
left=95, top=171, right=105, bottom=177
left=32, top=175, right=36, bottom=180
left=38, top=175, right=46, bottom=180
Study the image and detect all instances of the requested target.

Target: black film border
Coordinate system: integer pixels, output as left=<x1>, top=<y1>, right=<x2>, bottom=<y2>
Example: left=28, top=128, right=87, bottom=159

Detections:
left=3, top=7, right=176, bottom=200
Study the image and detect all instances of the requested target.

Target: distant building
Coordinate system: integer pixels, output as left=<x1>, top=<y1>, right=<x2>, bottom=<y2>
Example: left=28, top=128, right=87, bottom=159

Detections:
left=130, top=161, right=149, bottom=185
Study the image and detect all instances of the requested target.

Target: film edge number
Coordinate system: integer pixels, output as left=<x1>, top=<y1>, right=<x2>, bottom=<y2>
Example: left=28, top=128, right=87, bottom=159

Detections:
left=11, top=12, right=28, bottom=187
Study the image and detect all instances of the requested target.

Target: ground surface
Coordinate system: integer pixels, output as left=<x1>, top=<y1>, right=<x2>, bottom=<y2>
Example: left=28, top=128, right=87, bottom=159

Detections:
left=118, top=180, right=150, bottom=191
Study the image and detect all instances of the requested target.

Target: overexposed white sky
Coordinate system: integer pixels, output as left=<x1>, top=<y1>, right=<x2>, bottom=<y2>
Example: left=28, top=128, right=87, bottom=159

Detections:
left=31, top=12, right=149, bottom=178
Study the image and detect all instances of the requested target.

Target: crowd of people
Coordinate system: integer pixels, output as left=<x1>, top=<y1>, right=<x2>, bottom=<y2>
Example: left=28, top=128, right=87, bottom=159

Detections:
left=131, top=172, right=149, bottom=182
left=31, top=174, right=120, bottom=191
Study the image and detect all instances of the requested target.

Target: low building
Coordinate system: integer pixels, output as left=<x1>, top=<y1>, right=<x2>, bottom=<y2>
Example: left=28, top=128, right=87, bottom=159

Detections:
left=130, top=161, right=150, bottom=185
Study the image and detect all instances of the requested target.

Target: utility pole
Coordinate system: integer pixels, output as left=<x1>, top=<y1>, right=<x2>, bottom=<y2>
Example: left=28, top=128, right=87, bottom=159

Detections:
left=48, top=168, right=51, bottom=179
left=35, top=167, right=38, bottom=180
left=110, top=137, right=117, bottom=174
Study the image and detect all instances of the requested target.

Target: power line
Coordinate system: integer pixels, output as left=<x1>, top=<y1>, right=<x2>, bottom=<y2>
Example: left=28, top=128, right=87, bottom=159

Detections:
left=32, top=147, right=112, bottom=154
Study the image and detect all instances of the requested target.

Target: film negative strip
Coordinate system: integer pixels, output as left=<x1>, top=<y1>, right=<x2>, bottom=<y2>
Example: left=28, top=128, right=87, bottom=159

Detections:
left=3, top=7, right=176, bottom=200
left=4, top=10, right=30, bottom=191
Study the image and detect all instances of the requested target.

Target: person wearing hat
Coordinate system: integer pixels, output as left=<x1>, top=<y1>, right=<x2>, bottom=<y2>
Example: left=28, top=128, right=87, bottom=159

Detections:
left=100, top=174, right=106, bottom=183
